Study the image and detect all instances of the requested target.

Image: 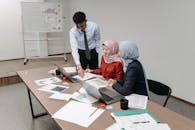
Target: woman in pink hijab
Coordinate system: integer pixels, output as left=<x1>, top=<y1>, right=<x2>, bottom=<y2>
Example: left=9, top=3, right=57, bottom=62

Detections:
left=91, top=40, right=123, bottom=80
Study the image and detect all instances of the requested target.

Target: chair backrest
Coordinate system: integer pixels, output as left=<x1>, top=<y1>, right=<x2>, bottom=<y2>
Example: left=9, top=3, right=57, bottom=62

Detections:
left=147, top=79, right=172, bottom=107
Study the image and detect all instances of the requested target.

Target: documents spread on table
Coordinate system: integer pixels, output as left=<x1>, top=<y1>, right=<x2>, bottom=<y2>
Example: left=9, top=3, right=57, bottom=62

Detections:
left=38, top=84, right=69, bottom=93
left=107, top=109, right=171, bottom=130
left=33, top=66, right=171, bottom=129
left=71, top=88, right=98, bottom=104
left=125, top=94, right=148, bottom=109
left=34, top=77, right=62, bottom=86
left=52, top=100, right=105, bottom=127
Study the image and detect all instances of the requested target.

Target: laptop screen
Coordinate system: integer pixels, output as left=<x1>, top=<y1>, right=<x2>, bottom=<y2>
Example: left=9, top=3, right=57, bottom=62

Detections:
left=82, top=78, right=124, bottom=104
left=82, top=80, right=103, bottom=99
left=54, top=64, right=78, bottom=82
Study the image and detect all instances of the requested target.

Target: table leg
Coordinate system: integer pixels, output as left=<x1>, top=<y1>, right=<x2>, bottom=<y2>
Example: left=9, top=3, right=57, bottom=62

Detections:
left=27, top=88, right=47, bottom=118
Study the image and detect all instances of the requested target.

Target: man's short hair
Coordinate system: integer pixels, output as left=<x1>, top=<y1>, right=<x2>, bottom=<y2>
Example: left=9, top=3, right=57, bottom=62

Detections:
left=73, top=11, right=86, bottom=24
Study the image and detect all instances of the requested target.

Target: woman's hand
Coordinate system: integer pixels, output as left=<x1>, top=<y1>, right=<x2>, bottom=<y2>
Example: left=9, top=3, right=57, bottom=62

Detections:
left=107, top=79, right=116, bottom=87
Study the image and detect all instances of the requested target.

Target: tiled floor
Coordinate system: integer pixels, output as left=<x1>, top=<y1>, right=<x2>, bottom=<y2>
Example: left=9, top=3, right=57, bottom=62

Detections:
left=0, top=83, right=60, bottom=130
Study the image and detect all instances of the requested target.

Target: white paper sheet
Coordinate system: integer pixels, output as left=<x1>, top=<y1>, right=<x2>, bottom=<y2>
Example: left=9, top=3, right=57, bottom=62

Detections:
left=125, top=94, right=148, bottom=109
left=73, top=72, right=97, bottom=81
left=52, top=100, right=105, bottom=127
left=38, top=84, right=69, bottom=93
left=85, top=78, right=108, bottom=89
left=63, top=67, right=77, bottom=73
left=71, top=88, right=98, bottom=104
left=124, top=123, right=171, bottom=130
left=34, top=77, right=62, bottom=86
left=48, top=69, right=56, bottom=74
left=49, top=93, right=72, bottom=101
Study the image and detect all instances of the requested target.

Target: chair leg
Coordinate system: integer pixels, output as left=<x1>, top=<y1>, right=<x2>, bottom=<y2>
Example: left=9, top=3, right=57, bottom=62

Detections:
left=163, top=95, right=171, bottom=107
left=27, top=88, right=47, bottom=118
left=163, top=98, right=168, bottom=107
left=163, top=89, right=172, bottom=107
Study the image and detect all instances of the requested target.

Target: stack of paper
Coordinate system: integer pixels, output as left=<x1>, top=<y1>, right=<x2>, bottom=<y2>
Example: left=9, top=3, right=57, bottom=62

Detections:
left=111, top=113, right=158, bottom=129
left=52, top=100, right=104, bottom=127
left=125, top=94, right=148, bottom=109
left=109, top=109, right=171, bottom=130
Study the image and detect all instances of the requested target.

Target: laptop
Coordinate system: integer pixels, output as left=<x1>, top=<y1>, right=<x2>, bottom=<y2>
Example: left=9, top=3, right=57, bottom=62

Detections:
left=54, top=64, right=78, bottom=83
left=82, top=78, right=124, bottom=104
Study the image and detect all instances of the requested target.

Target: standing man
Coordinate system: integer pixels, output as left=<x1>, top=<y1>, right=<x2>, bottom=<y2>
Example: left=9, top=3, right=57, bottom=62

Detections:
left=69, top=11, right=100, bottom=77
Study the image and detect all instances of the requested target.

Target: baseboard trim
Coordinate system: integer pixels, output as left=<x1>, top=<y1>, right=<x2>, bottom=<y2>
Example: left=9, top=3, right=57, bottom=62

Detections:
left=171, top=95, right=195, bottom=107
left=0, top=53, right=71, bottom=62
left=0, top=58, right=24, bottom=62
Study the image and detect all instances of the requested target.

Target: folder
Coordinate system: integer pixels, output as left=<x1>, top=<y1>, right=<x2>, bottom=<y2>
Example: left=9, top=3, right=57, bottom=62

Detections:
left=112, top=109, right=160, bottom=123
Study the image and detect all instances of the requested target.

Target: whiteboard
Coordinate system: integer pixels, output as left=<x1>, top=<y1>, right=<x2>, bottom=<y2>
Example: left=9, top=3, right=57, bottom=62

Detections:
left=21, top=2, right=64, bottom=32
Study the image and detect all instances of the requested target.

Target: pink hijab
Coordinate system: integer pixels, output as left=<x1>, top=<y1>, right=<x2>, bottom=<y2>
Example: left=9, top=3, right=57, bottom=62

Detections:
left=103, top=40, right=122, bottom=64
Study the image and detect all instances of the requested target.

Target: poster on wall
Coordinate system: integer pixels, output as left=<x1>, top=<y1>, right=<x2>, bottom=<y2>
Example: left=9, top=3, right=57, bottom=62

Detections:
left=41, top=3, right=63, bottom=32
left=22, top=2, right=64, bottom=32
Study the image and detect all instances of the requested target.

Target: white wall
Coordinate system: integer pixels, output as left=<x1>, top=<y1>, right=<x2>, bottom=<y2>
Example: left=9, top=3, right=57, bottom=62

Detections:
left=0, top=1, right=24, bottom=60
left=68, top=0, right=195, bottom=104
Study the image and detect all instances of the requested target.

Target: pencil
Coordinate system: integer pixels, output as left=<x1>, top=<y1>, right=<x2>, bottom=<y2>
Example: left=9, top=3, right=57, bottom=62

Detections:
left=89, top=108, right=98, bottom=117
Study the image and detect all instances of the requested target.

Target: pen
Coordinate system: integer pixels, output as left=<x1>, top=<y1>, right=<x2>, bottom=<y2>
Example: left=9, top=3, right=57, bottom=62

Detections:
left=133, top=121, right=150, bottom=124
left=89, top=108, right=98, bottom=117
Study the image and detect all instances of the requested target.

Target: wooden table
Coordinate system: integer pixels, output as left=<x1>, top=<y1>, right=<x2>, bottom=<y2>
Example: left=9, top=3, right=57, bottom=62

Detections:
left=17, top=66, right=195, bottom=130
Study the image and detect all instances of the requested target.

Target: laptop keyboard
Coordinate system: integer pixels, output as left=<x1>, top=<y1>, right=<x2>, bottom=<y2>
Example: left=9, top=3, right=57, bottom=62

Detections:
left=101, top=93, right=113, bottom=101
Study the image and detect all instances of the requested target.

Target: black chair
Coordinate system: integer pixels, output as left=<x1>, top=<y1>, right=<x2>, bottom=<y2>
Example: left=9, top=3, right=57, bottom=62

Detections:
left=147, top=79, right=172, bottom=107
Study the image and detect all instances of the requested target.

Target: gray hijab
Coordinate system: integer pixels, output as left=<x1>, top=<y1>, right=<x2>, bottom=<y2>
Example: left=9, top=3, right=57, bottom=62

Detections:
left=119, top=40, right=139, bottom=72
left=119, top=40, right=150, bottom=98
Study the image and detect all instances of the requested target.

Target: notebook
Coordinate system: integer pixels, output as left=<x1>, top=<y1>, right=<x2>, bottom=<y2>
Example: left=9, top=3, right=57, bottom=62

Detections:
left=82, top=78, right=124, bottom=104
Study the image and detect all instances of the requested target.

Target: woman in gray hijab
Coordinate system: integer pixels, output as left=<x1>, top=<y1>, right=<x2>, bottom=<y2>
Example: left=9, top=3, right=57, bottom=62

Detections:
left=111, top=40, right=149, bottom=96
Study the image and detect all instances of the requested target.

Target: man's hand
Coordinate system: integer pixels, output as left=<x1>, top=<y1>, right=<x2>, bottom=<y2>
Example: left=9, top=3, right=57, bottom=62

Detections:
left=77, top=65, right=85, bottom=78
left=85, top=68, right=92, bottom=73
